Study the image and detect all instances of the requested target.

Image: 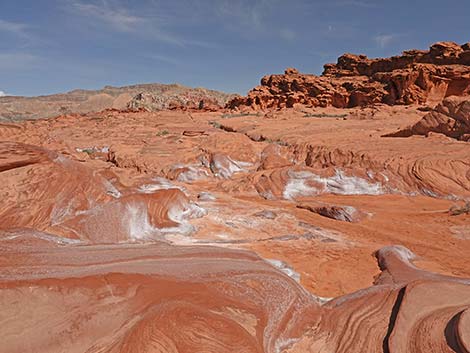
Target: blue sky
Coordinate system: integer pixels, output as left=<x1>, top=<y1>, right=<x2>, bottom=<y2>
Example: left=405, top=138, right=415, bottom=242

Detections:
left=0, top=0, right=469, bottom=96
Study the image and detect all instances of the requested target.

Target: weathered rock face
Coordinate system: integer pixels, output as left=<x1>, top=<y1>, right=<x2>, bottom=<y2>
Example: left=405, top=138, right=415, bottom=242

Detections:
left=228, top=42, right=470, bottom=110
left=384, top=95, right=470, bottom=141
left=2, top=106, right=470, bottom=352
left=127, top=91, right=225, bottom=112
left=0, top=83, right=236, bottom=121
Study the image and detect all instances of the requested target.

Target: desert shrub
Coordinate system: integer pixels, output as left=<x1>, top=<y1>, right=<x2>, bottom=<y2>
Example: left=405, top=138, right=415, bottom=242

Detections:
left=303, top=112, right=348, bottom=118
left=221, top=112, right=261, bottom=119
left=209, top=121, right=221, bottom=129
left=449, top=202, right=470, bottom=216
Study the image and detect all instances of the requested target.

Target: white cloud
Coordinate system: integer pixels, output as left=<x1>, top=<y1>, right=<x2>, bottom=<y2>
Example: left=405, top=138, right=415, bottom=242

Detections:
left=374, top=34, right=397, bottom=48
left=0, top=91, right=6, bottom=96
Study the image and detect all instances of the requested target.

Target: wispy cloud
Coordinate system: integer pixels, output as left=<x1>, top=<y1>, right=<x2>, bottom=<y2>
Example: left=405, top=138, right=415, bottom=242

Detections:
left=145, top=53, right=180, bottom=65
left=71, top=2, right=144, bottom=32
left=374, top=34, right=398, bottom=48
left=0, top=52, right=39, bottom=70
left=279, top=28, right=296, bottom=41
left=334, top=0, right=378, bottom=8
left=0, top=19, right=49, bottom=48
left=323, top=23, right=360, bottom=40
left=69, top=1, right=210, bottom=46
left=213, top=0, right=292, bottom=40
left=0, top=19, right=30, bottom=38
left=215, top=1, right=265, bottom=30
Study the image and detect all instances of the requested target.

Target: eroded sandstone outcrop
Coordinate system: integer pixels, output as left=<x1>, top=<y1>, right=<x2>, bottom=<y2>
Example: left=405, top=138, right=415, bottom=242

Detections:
left=228, top=41, right=470, bottom=110
left=297, top=202, right=365, bottom=222
left=2, top=103, right=470, bottom=353
left=384, top=95, right=470, bottom=141
left=127, top=91, right=224, bottom=112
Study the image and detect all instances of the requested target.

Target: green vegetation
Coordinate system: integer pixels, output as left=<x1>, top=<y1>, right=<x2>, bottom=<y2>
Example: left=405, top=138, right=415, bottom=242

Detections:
left=303, top=112, right=348, bottom=118
left=81, top=148, right=95, bottom=155
left=265, top=138, right=288, bottom=146
left=449, top=202, right=470, bottom=216
left=209, top=121, right=222, bottom=129
left=157, top=129, right=169, bottom=136
left=221, top=112, right=261, bottom=119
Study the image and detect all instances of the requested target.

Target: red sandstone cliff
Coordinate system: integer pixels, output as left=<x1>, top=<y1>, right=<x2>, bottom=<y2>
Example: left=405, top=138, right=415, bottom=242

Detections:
left=228, top=41, right=470, bottom=110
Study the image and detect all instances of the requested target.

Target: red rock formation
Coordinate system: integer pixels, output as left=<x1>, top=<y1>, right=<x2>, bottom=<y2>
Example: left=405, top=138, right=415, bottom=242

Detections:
left=384, top=95, right=470, bottom=140
left=2, top=234, right=470, bottom=353
left=228, top=42, right=470, bottom=110
left=2, top=106, right=470, bottom=352
left=297, top=202, right=365, bottom=223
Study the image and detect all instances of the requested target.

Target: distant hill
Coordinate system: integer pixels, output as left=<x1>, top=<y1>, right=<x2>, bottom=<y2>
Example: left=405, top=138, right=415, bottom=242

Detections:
left=0, top=83, right=237, bottom=121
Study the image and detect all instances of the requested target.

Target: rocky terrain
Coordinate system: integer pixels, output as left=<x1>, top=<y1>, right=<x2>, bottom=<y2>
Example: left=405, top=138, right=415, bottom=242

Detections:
left=0, top=83, right=236, bottom=121
left=1, top=42, right=470, bottom=353
left=228, top=41, right=470, bottom=110
left=385, top=95, right=470, bottom=141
